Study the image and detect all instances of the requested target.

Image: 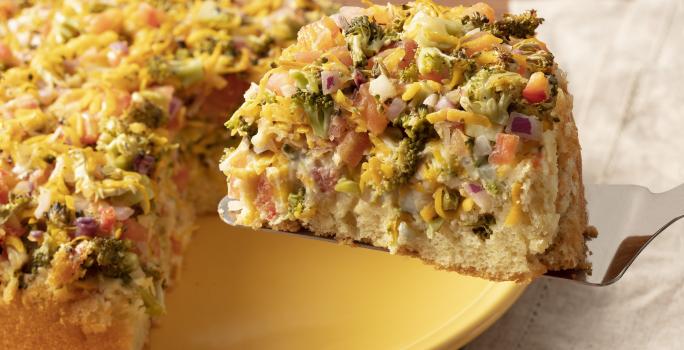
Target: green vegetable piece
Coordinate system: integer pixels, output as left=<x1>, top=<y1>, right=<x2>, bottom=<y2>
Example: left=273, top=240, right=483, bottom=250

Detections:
left=126, top=98, right=166, bottom=128
left=88, top=237, right=136, bottom=281
left=139, top=286, right=165, bottom=316
left=0, top=195, right=30, bottom=225
left=288, top=188, right=306, bottom=219
left=490, top=10, right=544, bottom=40
left=473, top=213, right=496, bottom=240
left=292, top=89, right=335, bottom=138
left=343, top=16, right=387, bottom=68
left=399, top=63, right=419, bottom=83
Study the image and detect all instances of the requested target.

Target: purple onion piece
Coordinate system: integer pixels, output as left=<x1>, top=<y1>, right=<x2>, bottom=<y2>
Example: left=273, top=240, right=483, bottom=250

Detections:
left=510, top=116, right=532, bottom=135
left=133, top=154, right=156, bottom=176
left=28, top=230, right=45, bottom=242
left=74, top=217, right=99, bottom=237
left=352, top=69, right=366, bottom=87
left=467, top=183, right=483, bottom=194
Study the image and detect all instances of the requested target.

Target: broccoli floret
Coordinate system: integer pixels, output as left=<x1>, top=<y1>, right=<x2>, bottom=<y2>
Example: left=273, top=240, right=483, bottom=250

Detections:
left=87, top=237, right=135, bottom=281
left=126, top=98, right=166, bottom=128
left=0, top=194, right=30, bottom=225
left=416, top=47, right=454, bottom=77
left=47, top=202, right=70, bottom=226
left=472, top=213, right=496, bottom=240
left=384, top=107, right=434, bottom=190
left=513, top=40, right=555, bottom=73
left=461, top=12, right=490, bottom=29
left=287, top=188, right=306, bottom=219
left=491, top=10, right=544, bottom=40
left=292, top=89, right=335, bottom=137
left=343, top=16, right=387, bottom=68
left=399, top=63, right=419, bottom=83
left=459, top=69, right=527, bottom=124
left=147, top=57, right=204, bottom=86
left=226, top=116, right=257, bottom=137
left=385, top=137, right=424, bottom=190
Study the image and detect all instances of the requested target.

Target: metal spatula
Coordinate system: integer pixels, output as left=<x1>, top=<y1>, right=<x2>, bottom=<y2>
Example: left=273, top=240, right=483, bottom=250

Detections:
left=218, top=184, right=684, bottom=286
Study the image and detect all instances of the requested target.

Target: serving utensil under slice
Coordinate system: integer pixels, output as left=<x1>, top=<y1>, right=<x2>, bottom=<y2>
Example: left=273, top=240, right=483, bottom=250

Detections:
left=219, top=184, right=684, bottom=286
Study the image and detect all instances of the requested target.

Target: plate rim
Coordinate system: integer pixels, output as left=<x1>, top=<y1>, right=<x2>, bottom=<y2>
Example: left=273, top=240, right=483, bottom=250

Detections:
left=405, top=281, right=527, bottom=349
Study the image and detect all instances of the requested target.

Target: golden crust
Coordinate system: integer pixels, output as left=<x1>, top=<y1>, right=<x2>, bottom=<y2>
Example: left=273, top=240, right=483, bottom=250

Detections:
left=0, top=288, right=150, bottom=350
left=538, top=71, right=590, bottom=271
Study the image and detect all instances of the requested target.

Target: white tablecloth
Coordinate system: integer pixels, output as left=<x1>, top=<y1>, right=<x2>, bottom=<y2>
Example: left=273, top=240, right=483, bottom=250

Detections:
left=468, top=0, right=684, bottom=348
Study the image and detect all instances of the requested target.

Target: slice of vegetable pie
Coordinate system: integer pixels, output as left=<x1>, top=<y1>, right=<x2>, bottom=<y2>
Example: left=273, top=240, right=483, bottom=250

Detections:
left=221, top=0, right=591, bottom=281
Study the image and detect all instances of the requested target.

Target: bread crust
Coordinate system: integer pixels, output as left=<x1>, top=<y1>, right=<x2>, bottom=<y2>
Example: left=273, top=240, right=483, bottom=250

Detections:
left=537, top=71, right=590, bottom=271
left=0, top=292, right=149, bottom=350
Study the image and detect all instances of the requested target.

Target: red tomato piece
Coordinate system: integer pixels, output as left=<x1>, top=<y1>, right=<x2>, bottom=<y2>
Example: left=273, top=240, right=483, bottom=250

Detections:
left=523, top=72, right=549, bottom=103
left=122, top=218, right=148, bottom=243
left=356, top=84, right=388, bottom=135
left=489, top=133, right=520, bottom=165
left=99, top=206, right=117, bottom=233
left=338, top=132, right=371, bottom=167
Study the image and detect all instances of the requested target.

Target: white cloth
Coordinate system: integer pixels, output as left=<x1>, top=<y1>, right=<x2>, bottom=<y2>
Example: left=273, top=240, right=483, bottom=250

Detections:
left=469, top=0, right=684, bottom=348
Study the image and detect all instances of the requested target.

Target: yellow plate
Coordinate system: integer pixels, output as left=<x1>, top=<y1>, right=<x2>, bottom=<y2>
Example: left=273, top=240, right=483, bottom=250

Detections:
left=150, top=217, right=526, bottom=349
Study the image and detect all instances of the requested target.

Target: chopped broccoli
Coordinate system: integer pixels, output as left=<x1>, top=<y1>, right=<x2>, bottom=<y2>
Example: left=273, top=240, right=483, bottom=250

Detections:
left=459, top=69, right=527, bottom=124
left=288, top=188, right=306, bottom=219
left=384, top=107, right=434, bottom=190
left=399, top=63, right=419, bottom=83
left=513, top=39, right=555, bottom=73
left=343, top=16, right=387, bottom=68
left=292, top=89, right=335, bottom=138
left=126, top=98, right=166, bottom=128
left=226, top=116, right=257, bottom=137
left=472, top=213, right=496, bottom=240
left=0, top=194, right=30, bottom=225
left=416, top=47, right=453, bottom=76
left=47, top=202, right=70, bottom=226
left=147, top=57, right=205, bottom=86
left=461, top=12, right=490, bottom=29
left=491, top=10, right=544, bottom=40
left=86, top=237, right=135, bottom=281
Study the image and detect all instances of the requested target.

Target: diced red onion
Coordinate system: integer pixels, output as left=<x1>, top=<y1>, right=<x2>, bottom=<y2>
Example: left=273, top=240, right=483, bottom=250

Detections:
left=473, top=135, right=492, bottom=157
left=74, top=216, right=99, bottom=237
left=114, top=206, right=135, bottom=221
left=464, top=182, right=493, bottom=212
left=352, top=69, right=366, bottom=87
left=434, top=95, right=455, bottom=111
left=423, top=93, right=439, bottom=108
left=386, top=98, right=406, bottom=122
left=133, top=154, right=156, bottom=175
left=28, top=230, right=45, bottom=242
left=332, top=6, right=366, bottom=29
left=321, top=70, right=342, bottom=95
left=506, top=112, right=542, bottom=141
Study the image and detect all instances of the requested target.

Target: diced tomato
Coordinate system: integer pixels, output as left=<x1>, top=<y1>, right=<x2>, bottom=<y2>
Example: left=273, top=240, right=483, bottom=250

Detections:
left=254, top=175, right=277, bottom=220
left=99, top=206, right=117, bottom=233
left=138, top=3, right=163, bottom=28
left=311, top=167, right=339, bottom=193
left=293, top=50, right=321, bottom=64
left=356, top=84, right=388, bottom=135
left=522, top=72, right=549, bottom=103
left=199, top=74, right=251, bottom=123
left=338, top=132, right=371, bottom=167
left=121, top=219, right=148, bottom=242
left=489, top=133, right=520, bottom=165
left=266, top=71, right=296, bottom=96
left=329, top=46, right=353, bottom=66
left=0, top=42, right=16, bottom=66
left=421, top=69, right=450, bottom=83
left=328, top=115, right=350, bottom=143
left=399, top=40, right=418, bottom=69
left=297, top=17, right=340, bottom=51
